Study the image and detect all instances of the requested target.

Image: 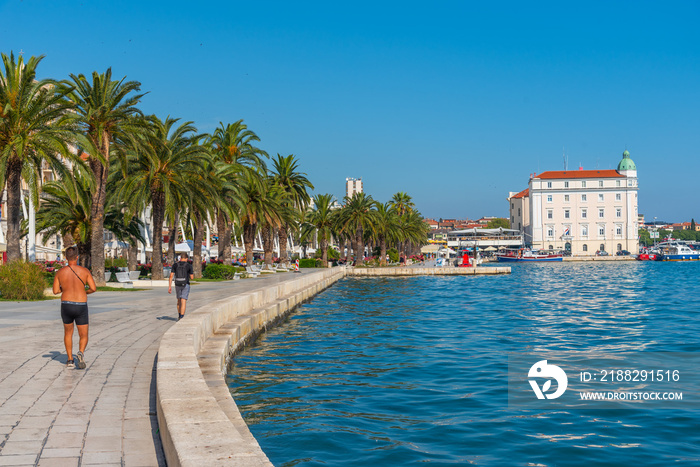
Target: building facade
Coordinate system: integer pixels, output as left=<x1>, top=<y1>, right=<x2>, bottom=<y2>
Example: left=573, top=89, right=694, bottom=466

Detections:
left=509, top=151, right=639, bottom=256
left=345, top=177, right=363, bottom=198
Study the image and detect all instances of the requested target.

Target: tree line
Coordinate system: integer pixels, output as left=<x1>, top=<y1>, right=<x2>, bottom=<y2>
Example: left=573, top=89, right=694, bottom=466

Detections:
left=0, top=52, right=429, bottom=283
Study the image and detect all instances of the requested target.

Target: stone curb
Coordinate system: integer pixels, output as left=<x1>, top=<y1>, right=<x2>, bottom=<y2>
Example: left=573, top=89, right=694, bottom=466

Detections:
left=349, top=266, right=511, bottom=275
left=156, top=267, right=346, bottom=467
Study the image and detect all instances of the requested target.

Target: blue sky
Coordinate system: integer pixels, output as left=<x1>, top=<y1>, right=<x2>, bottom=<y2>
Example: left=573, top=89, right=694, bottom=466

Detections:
left=2, top=1, right=699, bottom=222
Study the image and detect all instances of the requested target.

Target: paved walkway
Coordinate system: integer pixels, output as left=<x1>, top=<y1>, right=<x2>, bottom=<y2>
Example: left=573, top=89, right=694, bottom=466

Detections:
left=0, top=272, right=315, bottom=467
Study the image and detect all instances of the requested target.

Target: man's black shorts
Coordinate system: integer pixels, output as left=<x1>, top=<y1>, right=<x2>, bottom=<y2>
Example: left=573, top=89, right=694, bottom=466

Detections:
left=61, top=301, right=89, bottom=326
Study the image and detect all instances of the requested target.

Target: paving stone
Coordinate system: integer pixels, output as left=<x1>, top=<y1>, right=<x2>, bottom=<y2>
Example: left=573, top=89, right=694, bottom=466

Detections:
left=0, top=273, right=315, bottom=466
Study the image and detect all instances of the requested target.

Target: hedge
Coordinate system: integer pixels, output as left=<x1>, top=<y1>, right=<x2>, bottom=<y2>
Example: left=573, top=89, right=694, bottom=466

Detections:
left=0, top=261, right=47, bottom=301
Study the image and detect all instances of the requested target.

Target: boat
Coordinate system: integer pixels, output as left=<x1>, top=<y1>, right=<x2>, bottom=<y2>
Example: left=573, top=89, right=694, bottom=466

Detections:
left=496, top=248, right=563, bottom=262
left=637, top=248, right=659, bottom=261
left=655, top=242, right=700, bottom=261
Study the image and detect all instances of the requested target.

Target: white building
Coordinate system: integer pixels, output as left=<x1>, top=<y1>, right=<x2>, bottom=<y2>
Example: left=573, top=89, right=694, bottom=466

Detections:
left=509, top=150, right=639, bottom=256
left=345, top=177, right=363, bottom=199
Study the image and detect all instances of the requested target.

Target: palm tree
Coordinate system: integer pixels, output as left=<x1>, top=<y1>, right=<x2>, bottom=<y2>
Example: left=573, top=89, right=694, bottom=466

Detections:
left=0, top=52, right=76, bottom=262
left=209, top=120, right=267, bottom=262
left=117, top=116, right=210, bottom=280
left=373, top=202, right=401, bottom=266
left=237, top=171, right=283, bottom=266
left=270, top=154, right=314, bottom=266
left=399, top=209, right=430, bottom=257
left=390, top=192, right=416, bottom=257
left=37, top=168, right=145, bottom=267
left=67, top=68, right=145, bottom=284
left=301, top=194, right=337, bottom=267
left=335, top=192, right=375, bottom=265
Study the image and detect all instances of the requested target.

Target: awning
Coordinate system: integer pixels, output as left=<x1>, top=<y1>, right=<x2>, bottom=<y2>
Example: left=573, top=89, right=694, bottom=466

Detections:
left=421, top=244, right=440, bottom=254
left=175, top=240, right=194, bottom=252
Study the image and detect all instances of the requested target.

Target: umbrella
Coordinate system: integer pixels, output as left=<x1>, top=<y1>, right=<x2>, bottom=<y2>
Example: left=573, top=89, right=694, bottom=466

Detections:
left=484, top=246, right=497, bottom=252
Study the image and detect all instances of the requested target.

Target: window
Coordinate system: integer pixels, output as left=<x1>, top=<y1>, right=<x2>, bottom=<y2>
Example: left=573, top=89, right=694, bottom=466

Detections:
left=582, top=181, right=587, bottom=188
left=581, top=225, right=588, bottom=237
left=600, top=244, right=605, bottom=251
left=616, top=193, right=621, bottom=201
left=598, top=193, right=604, bottom=202
left=583, top=244, right=588, bottom=252
left=599, top=208, right=605, bottom=218
left=617, top=243, right=622, bottom=251
left=547, top=182, right=552, bottom=188
left=581, top=194, right=587, bottom=202
left=518, top=208, right=521, bottom=216
left=547, top=209, right=553, bottom=219
left=549, top=245, right=554, bottom=250
left=511, top=203, right=514, bottom=209
left=616, top=180, right=621, bottom=187
left=547, top=195, right=553, bottom=202
left=616, top=208, right=622, bottom=218
left=616, top=225, right=622, bottom=235
left=599, top=180, right=604, bottom=187
left=564, top=194, right=570, bottom=202
left=564, top=209, right=570, bottom=219
left=547, top=227, right=554, bottom=237
left=581, top=208, right=587, bottom=219
left=511, top=216, right=514, bottom=223
left=564, top=181, right=569, bottom=188
left=599, top=226, right=605, bottom=236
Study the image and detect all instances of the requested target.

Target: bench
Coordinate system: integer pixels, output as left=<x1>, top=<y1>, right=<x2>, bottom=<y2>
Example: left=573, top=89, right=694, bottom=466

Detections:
left=115, top=272, right=135, bottom=288
left=245, top=267, right=260, bottom=278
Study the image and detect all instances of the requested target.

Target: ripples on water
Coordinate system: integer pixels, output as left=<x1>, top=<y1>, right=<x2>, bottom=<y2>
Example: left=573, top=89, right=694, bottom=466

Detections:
left=227, top=262, right=700, bottom=466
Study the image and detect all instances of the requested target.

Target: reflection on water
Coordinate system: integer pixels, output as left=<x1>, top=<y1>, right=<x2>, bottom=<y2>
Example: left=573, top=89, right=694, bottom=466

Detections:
left=228, top=262, right=700, bottom=466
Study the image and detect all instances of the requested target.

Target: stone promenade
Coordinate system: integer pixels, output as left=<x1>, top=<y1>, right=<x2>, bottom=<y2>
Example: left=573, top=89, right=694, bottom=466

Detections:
left=0, top=271, right=316, bottom=467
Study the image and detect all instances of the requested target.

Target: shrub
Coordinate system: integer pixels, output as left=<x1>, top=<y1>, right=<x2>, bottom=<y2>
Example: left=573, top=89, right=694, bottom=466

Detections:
left=388, top=248, right=399, bottom=263
left=105, top=257, right=127, bottom=268
left=0, top=261, right=47, bottom=301
left=202, top=263, right=239, bottom=280
left=299, top=258, right=320, bottom=268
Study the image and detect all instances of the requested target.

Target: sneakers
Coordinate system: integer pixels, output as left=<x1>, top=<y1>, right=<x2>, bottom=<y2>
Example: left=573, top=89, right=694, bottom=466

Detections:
left=178, top=314, right=184, bottom=321
left=66, top=359, right=74, bottom=367
left=75, top=351, right=86, bottom=369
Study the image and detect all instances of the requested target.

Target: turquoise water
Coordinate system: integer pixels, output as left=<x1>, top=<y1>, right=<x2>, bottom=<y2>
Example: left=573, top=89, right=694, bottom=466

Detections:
left=227, top=262, right=700, bottom=466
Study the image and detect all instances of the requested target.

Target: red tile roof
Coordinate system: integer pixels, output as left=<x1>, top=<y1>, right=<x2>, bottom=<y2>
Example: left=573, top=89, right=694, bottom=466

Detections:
left=535, top=169, right=624, bottom=179
left=511, top=188, right=529, bottom=199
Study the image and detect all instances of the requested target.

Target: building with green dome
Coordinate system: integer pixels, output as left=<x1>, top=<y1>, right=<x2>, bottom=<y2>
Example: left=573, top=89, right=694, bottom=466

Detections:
left=508, top=149, right=639, bottom=256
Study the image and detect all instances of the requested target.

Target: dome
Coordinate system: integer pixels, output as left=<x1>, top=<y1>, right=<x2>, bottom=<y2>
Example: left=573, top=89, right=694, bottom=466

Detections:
left=617, top=150, right=636, bottom=171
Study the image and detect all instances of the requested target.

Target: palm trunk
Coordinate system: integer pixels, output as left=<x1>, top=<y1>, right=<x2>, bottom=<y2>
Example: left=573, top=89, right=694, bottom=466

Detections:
left=320, top=237, right=329, bottom=267
left=193, top=211, right=204, bottom=278
left=243, top=221, right=256, bottom=266
left=5, top=161, right=22, bottom=262
left=89, top=153, right=108, bottom=285
left=278, top=224, right=289, bottom=266
left=78, top=241, right=91, bottom=269
left=380, top=237, right=387, bottom=267
left=151, top=192, right=166, bottom=280
left=356, top=228, right=364, bottom=265
left=127, top=243, right=138, bottom=271
left=262, top=224, right=274, bottom=269
left=216, top=211, right=232, bottom=262
left=167, top=212, right=178, bottom=266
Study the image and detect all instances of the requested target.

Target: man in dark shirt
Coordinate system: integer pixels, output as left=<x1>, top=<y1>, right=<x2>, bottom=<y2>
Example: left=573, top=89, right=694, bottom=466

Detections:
left=168, top=252, right=194, bottom=321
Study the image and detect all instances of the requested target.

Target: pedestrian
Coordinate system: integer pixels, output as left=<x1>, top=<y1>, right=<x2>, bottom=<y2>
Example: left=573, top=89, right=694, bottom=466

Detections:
left=168, top=252, right=194, bottom=321
left=52, top=245, right=96, bottom=369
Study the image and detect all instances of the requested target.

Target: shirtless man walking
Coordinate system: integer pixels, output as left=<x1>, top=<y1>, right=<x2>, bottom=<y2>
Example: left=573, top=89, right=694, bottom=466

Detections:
left=52, top=246, right=97, bottom=369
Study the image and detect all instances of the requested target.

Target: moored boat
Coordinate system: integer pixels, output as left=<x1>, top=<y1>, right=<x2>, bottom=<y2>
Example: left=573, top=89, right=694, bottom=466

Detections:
left=496, top=248, right=563, bottom=262
left=655, top=242, right=700, bottom=261
left=637, top=248, right=659, bottom=261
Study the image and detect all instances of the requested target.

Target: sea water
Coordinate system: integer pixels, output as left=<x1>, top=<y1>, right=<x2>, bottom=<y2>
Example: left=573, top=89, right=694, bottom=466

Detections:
left=227, top=262, right=700, bottom=466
